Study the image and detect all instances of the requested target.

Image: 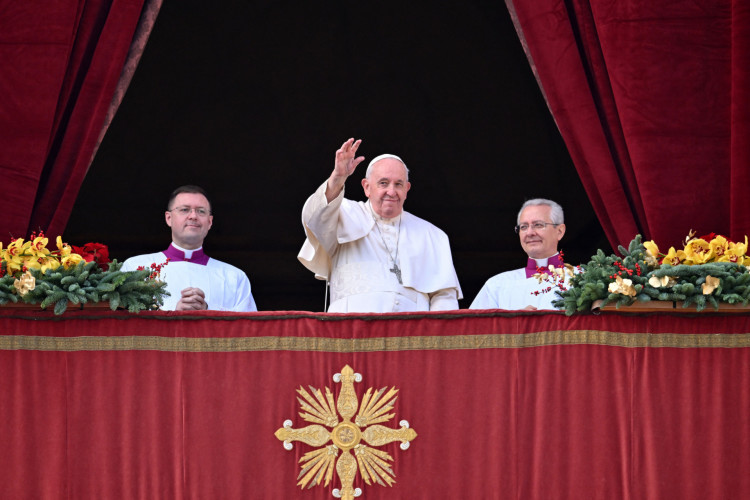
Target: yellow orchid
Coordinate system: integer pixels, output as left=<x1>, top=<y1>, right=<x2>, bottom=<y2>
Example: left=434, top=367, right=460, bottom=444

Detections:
left=32, top=255, right=61, bottom=273
left=61, top=252, right=84, bottom=269
left=644, top=240, right=659, bottom=257
left=729, top=236, right=747, bottom=257
left=661, top=246, right=687, bottom=266
left=608, top=275, right=636, bottom=296
left=716, top=237, right=748, bottom=264
left=56, top=236, right=73, bottom=256
left=23, top=258, right=40, bottom=271
left=19, top=236, right=60, bottom=274
left=5, top=238, right=27, bottom=256
left=3, top=239, right=29, bottom=274
left=702, top=275, right=720, bottom=295
left=29, top=235, right=51, bottom=256
left=720, top=247, right=744, bottom=264
left=684, top=238, right=713, bottom=264
left=3, top=259, right=22, bottom=274
left=643, top=240, right=660, bottom=266
left=708, top=235, right=729, bottom=260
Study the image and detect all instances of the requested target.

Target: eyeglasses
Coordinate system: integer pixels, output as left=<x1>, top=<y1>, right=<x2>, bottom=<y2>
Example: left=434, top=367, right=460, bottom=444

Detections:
left=515, top=221, right=559, bottom=233
left=169, top=206, right=211, bottom=217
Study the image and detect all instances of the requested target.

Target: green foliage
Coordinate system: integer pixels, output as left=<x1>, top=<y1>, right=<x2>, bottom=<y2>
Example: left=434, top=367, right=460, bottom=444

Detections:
left=0, top=260, right=168, bottom=315
left=553, top=235, right=750, bottom=315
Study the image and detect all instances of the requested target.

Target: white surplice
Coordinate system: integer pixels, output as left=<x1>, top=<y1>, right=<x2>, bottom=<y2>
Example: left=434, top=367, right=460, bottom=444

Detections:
left=121, top=250, right=257, bottom=312
left=298, top=182, right=462, bottom=312
left=470, top=258, right=567, bottom=310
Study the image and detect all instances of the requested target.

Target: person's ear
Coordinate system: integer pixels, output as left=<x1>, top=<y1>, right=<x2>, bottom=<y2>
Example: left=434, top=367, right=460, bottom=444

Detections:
left=361, top=178, right=371, bottom=198
left=556, top=223, right=566, bottom=241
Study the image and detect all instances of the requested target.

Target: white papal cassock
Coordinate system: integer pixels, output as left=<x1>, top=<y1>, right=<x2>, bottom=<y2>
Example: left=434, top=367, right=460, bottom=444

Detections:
left=121, top=245, right=257, bottom=312
left=299, top=182, right=462, bottom=313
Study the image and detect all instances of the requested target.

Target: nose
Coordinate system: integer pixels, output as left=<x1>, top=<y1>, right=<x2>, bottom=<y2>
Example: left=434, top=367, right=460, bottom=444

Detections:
left=523, top=228, right=540, bottom=240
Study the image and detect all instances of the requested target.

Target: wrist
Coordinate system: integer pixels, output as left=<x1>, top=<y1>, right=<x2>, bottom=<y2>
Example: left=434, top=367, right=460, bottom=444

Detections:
left=325, top=178, right=346, bottom=201
left=328, top=175, right=346, bottom=190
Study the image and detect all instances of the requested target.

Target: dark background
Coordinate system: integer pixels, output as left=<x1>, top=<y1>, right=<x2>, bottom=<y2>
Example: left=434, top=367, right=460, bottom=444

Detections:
left=65, top=1, right=611, bottom=311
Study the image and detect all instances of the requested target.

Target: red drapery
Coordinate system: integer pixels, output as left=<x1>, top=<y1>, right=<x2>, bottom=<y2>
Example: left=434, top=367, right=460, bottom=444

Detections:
left=1, top=309, right=748, bottom=499
left=506, top=0, right=750, bottom=249
left=0, top=0, right=160, bottom=239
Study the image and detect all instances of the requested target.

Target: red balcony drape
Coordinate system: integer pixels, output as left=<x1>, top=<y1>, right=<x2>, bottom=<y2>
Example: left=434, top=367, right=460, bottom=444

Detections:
left=1, top=309, right=748, bottom=499
left=506, top=0, right=750, bottom=249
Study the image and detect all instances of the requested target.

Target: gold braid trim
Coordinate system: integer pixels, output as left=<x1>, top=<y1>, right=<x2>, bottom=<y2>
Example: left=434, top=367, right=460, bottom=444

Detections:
left=0, top=331, right=749, bottom=352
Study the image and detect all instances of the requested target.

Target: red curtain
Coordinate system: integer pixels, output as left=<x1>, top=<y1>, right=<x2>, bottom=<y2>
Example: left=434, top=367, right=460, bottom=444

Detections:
left=506, top=0, right=750, bottom=249
left=1, top=309, right=749, bottom=499
left=0, top=0, right=161, bottom=239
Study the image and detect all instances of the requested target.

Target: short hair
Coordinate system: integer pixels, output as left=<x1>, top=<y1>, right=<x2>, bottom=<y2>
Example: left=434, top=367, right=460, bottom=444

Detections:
left=167, top=185, right=212, bottom=212
left=517, top=198, right=564, bottom=225
left=365, top=154, right=410, bottom=181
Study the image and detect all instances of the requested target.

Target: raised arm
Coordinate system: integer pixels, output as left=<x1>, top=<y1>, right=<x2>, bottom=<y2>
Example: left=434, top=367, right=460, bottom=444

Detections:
left=326, top=138, right=365, bottom=202
left=299, top=138, right=367, bottom=278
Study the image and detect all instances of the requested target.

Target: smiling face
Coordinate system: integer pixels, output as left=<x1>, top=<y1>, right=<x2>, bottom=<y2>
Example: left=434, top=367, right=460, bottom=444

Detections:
left=165, top=192, right=213, bottom=249
left=518, top=204, right=565, bottom=259
left=361, top=158, right=411, bottom=218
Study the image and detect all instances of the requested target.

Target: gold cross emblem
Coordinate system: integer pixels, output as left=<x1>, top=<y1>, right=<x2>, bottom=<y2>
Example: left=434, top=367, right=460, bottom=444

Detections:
left=275, top=365, right=418, bottom=499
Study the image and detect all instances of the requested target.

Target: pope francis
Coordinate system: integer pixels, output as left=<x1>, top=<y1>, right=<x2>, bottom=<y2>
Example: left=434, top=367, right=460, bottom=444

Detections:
left=299, top=138, right=462, bottom=313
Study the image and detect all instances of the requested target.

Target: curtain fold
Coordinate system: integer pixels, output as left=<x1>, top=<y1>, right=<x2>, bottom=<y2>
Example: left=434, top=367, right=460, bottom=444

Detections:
left=506, top=0, right=748, bottom=249
left=0, top=0, right=161, bottom=240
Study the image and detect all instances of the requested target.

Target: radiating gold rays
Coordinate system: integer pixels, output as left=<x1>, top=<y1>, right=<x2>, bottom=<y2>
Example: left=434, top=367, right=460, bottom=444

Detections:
left=297, top=385, right=338, bottom=428
left=275, top=365, right=418, bottom=500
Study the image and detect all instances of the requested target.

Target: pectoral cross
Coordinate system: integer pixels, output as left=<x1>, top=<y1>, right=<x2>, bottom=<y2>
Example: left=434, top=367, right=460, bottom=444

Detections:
left=390, top=263, right=403, bottom=284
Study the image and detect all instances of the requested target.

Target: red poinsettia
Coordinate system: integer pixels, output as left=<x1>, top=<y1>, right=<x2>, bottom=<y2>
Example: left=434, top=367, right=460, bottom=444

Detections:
left=72, top=242, right=110, bottom=270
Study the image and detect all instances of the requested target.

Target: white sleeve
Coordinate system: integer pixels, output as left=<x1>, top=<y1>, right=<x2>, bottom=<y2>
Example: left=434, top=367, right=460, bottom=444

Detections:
left=469, top=281, right=499, bottom=310
left=429, top=288, right=459, bottom=311
left=232, top=272, right=257, bottom=312
left=298, top=182, right=348, bottom=279
left=302, top=182, right=346, bottom=256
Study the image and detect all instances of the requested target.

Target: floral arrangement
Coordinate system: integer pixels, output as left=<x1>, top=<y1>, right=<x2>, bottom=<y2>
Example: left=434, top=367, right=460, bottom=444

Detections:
left=530, top=251, right=578, bottom=296
left=644, top=231, right=748, bottom=266
left=553, top=232, right=750, bottom=314
left=0, top=232, right=168, bottom=314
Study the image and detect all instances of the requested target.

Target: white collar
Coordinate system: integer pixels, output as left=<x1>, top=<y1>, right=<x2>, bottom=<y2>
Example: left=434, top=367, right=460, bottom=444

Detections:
left=532, top=252, right=560, bottom=267
left=172, top=242, right=203, bottom=259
